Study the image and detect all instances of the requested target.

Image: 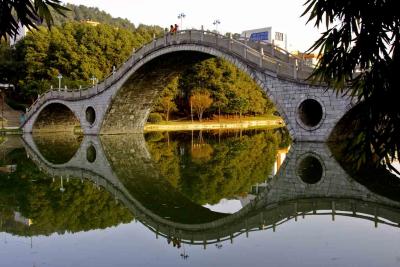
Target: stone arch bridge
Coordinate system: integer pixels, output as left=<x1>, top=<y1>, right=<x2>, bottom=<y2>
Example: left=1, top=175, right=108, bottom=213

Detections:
left=20, top=30, right=353, bottom=141
left=20, top=134, right=400, bottom=247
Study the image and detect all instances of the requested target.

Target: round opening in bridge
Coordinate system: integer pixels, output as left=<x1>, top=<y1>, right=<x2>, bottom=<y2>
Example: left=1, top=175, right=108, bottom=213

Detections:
left=297, top=155, right=323, bottom=184
left=86, top=145, right=96, bottom=163
left=298, top=99, right=323, bottom=128
left=85, top=106, right=96, bottom=125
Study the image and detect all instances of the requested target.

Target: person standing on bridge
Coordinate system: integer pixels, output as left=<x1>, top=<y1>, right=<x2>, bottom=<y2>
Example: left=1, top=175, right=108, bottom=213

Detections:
left=174, top=24, right=179, bottom=33
left=169, top=25, right=174, bottom=33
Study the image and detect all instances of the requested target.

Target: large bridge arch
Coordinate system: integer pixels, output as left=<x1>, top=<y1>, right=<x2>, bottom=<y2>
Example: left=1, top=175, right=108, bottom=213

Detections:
left=21, top=30, right=354, bottom=141
left=100, top=47, right=284, bottom=134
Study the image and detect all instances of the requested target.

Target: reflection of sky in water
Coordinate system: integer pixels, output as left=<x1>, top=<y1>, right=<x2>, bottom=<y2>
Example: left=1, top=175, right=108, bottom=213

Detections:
left=203, top=198, right=244, bottom=214
left=2, top=215, right=400, bottom=267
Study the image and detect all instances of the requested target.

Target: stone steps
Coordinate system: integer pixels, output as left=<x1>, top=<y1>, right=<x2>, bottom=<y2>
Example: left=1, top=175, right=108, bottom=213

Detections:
left=0, top=102, right=23, bottom=128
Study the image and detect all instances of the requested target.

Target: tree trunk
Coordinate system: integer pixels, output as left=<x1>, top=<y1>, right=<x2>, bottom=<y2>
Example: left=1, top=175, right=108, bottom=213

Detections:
left=166, top=102, right=170, bottom=121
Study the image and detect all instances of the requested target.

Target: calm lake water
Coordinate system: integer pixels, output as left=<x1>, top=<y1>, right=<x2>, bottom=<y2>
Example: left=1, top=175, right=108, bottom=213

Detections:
left=1, top=129, right=400, bottom=267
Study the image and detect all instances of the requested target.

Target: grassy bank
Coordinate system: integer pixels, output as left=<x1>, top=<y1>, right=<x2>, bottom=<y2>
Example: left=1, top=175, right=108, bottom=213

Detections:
left=144, top=115, right=285, bottom=132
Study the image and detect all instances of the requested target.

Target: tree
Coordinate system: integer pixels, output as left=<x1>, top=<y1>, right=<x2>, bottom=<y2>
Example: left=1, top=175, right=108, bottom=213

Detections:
left=178, top=57, right=274, bottom=117
left=2, top=3, right=163, bottom=104
left=0, top=42, right=20, bottom=85
left=12, top=21, right=157, bottom=102
left=159, top=96, right=177, bottom=121
left=190, top=91, right=213, bottom=121
left=153, top=76, right=179, bottom=121
left=229, top=94, right=250, bottom=119
left=303, top=0, right=399, bottom=172
left=0, top=0, right=69, bottom=40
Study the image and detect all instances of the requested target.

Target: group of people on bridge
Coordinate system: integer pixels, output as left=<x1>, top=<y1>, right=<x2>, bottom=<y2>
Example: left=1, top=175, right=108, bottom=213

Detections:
left=169, top=24, right=179, bottom=33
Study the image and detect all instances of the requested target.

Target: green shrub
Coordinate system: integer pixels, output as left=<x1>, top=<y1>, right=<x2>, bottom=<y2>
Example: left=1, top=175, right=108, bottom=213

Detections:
left=147, top=113, right=163, bottom=123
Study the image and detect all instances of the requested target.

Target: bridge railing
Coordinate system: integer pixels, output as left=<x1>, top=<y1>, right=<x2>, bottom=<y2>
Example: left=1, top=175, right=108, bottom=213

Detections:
left=22, top=29, right=315, bottom=126
left=177, top=30, right=313, bottom=79
left=170, top=30, right=312, bottom=78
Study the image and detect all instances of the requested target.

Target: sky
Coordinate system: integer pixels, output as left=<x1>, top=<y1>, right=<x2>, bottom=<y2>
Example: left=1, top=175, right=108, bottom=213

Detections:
left=63, top=0, right=324, bottom=52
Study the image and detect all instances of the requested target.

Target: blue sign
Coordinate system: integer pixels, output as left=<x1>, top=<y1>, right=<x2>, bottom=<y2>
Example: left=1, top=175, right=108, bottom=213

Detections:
left=249, top=31, right=269, bottom=42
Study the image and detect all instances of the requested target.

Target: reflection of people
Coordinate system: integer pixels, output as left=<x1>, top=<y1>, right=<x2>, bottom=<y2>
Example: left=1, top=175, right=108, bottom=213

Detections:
left=167, top=237, right=181, bottom=248
left=180, top=253, right=189, bottom=259
left=172, top=237, right=181, bottom=248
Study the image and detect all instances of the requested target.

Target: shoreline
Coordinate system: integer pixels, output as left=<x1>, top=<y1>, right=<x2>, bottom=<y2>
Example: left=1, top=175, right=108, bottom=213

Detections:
left=144, top=118, right=285, bottom=132
left=0, top=118, right=285, bottom=135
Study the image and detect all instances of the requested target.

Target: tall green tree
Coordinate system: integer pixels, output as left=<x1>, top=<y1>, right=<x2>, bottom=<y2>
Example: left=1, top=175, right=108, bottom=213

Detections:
left=153, top=76, right=180, bottom=120
left=159, top=96, right=177, bottom=121
left=0, top=42, right=21, bottom=85
left=178, top=58, right=274, bottom=117
left=190, top=91, right=213, bottom=121
left=303, top=0, right=399, bottom=172
left=14, top=21, right=157, bottom=102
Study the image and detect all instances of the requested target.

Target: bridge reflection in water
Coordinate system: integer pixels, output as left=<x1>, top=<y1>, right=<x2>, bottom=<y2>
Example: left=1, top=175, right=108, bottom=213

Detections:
left=7, top=133, right=400, bottom=249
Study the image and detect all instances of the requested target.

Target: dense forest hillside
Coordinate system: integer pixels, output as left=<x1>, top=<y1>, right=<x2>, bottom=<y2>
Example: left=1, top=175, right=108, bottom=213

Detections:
left=0, top=4, right=164, bottom=105
left=51, top=3, right=137, bottom=30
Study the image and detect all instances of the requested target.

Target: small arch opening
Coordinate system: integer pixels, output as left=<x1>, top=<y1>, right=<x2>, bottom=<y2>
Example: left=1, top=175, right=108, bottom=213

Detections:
left=86, top=145, right=96, bottom=163
left=86, top=107, right=96, bottom=125
left=297, top=155, right=323, bottom=184
left=33, top=103, right=81, bottom=133
left=298, top=99, right=323, bottom=128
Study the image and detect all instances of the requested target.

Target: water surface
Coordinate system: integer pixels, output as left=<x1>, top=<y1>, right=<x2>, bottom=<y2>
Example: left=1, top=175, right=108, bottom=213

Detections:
left=1, top=130, right=400, bottom=267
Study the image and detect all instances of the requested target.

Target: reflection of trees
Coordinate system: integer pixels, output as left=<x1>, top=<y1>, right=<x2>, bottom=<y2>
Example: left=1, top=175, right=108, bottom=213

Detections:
left=191, top=143, right=214, bottom=163
left=147, top=130, right=284, bottom=205
left=146, top=138, right=181, bottom=188
left=190, top=130, right=214, bottom=163
left=101, top=134, right=228, bottom=224
left=0, top=149, right=133, bottom=236
left=33, top=134, right=82, bottom=164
